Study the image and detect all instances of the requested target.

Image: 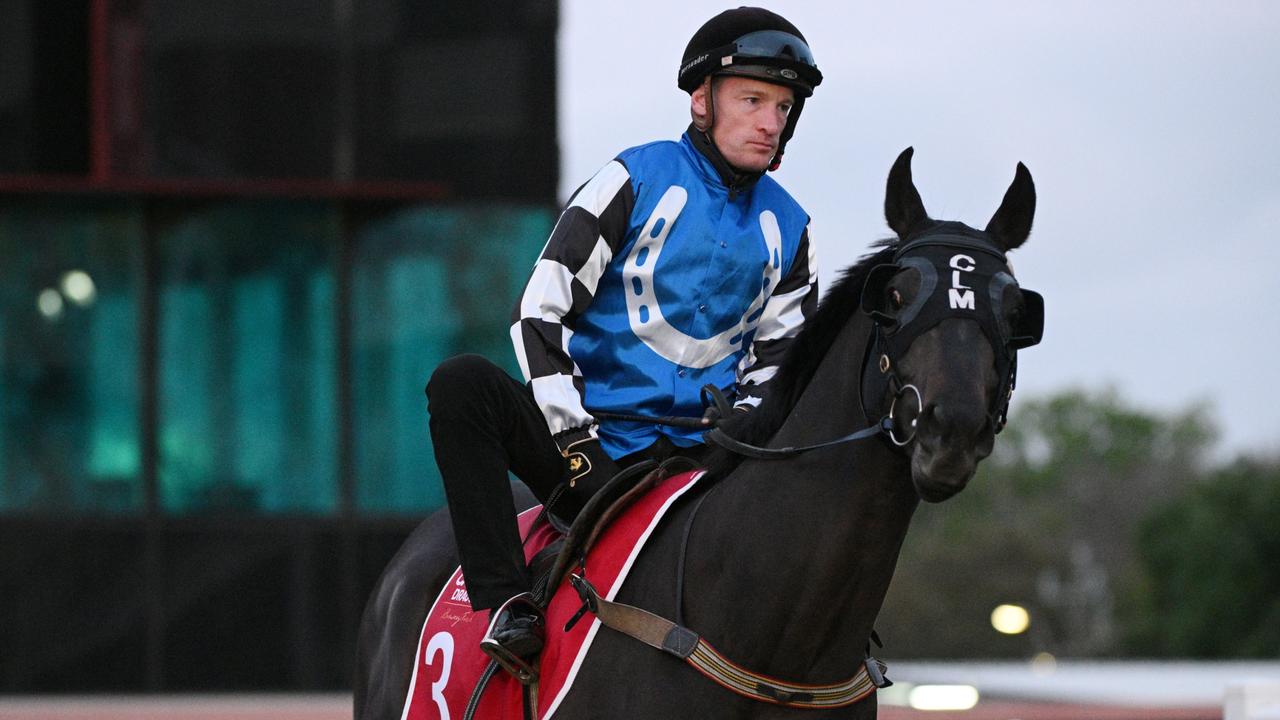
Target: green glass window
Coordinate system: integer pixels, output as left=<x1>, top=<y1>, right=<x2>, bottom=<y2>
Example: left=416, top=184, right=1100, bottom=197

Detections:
left=157, top=202, right=337, bottom=513
left=352, top=204, right=552, bottom=513
left=0, top=200, right=142, bottom=513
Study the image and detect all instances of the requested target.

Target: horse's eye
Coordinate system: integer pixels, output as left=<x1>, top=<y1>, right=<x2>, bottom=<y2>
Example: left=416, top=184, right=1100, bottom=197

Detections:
left=889, top=288, right=904, bottom=310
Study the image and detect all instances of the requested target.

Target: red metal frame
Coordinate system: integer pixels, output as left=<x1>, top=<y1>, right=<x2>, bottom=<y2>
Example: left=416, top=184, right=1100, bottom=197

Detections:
left=61, top=0, right=450, bottom=202
left=0, top=173, right=451, bottom=201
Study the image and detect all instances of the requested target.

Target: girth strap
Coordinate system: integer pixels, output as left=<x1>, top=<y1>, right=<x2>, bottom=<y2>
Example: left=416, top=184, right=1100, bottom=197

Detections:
left=569, top=575, right=888, bottom=709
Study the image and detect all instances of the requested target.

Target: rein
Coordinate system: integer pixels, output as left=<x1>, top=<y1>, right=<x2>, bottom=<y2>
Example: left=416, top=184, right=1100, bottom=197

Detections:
left=588, top=409, right=710, bottom=430
left=704, top=418, right=891, bottom=459
left=589, top=378, right=922, bottom=461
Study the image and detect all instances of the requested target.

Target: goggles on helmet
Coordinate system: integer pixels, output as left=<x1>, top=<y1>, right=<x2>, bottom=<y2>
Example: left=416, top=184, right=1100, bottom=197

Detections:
left=712, top=30, right=822, bottom=97
left=731, top=30, right=817, bottom=68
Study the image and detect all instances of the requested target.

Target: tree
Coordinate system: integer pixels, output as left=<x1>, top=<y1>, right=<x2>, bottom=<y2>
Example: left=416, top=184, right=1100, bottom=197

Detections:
left=1123, top=456, right=1280, bottom=657
left=876, top=388, right=1217, bottom=658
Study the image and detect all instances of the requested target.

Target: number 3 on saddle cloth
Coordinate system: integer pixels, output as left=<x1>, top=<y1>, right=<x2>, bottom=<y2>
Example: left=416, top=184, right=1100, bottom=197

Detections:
left=401, top=469, right=708, bottom=720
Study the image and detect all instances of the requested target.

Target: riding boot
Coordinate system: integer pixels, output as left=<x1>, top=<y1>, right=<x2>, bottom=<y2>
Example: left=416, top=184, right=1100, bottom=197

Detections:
left=480, top=592, right=545, bottom=683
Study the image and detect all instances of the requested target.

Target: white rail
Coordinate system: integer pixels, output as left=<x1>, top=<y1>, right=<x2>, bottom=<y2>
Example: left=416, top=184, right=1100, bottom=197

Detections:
left=1226, top=682, right=1280, bottom=720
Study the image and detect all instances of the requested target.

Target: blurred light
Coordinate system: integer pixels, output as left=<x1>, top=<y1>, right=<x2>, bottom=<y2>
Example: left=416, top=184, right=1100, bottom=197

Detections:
left=1031, top=651, right=1057, bottom=675
left=61, top=270, right=97, bottom=306
left=991, top=603, right=1030, bottom=634
left=876, top=681, right=914, bottom=706
left=909, top=684, right=980, bottom=711
left=38, top=288, right=64, bottom=319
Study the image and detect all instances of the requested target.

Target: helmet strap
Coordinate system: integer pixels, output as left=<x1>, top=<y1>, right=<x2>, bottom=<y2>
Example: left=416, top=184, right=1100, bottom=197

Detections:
left=690, top=77, right=715, bottom=132
left=770, top=95, right=804, bottom=172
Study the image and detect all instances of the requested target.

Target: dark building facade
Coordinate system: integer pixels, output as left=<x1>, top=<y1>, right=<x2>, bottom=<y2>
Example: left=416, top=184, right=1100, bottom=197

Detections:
left=0, top=0, right=559, bottom=691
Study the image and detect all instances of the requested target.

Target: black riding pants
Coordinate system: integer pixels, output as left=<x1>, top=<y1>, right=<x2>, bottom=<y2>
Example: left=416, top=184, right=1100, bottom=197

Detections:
left=426, top=354, right=707, bottom=612
left=426, top=354, right=566, bottom=612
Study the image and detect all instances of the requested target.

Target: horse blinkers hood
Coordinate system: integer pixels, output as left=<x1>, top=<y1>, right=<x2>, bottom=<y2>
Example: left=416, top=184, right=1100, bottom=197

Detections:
left=859, top=223, right=1044, bottom=437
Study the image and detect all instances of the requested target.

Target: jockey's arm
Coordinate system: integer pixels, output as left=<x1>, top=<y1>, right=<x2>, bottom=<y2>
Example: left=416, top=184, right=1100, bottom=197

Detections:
left=733, top=221, right=819, bottom=412
left=509, top=160, right=635, bottom=443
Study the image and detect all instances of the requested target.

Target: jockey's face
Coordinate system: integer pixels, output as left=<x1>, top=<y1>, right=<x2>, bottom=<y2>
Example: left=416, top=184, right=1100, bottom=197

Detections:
left=693, top=75, right=794, bottom=173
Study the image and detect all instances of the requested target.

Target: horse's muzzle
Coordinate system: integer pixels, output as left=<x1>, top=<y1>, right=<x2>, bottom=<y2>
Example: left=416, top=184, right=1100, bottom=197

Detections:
left=909, top=447, right=977, bottom=502
left=908, top=418, right=993, bottom=502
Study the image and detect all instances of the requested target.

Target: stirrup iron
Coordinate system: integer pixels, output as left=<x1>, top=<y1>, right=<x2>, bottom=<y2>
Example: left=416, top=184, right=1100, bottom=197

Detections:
left=478, top=594, right=542, bottom=685
left=479, top=641, right=539, bottom=685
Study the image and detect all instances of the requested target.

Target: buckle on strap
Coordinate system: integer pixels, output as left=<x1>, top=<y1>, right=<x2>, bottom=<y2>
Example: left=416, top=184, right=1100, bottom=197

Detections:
left=865, top=654, right=892, bottom=688
left=568, top=573, right=700, bottom=659
left=564, top=574, right=599, bottom=632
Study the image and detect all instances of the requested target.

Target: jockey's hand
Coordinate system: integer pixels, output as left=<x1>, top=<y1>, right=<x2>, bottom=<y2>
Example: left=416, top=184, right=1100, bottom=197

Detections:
left=701, top=403, right=750, bottom=427
left=699, top=384, right=750, bottom=427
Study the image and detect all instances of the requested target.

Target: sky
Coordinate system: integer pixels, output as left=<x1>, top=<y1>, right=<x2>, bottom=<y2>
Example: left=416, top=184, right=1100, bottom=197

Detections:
left=559, top=0, right=1280, bottom=457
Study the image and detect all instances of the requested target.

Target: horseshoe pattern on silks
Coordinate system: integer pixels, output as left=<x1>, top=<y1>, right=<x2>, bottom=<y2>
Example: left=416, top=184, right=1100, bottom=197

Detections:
left=623, top=185, right=785, bottom=369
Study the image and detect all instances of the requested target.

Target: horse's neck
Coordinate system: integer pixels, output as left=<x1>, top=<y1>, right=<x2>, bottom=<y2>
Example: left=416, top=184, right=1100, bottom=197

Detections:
left=685, top=314, right=919, bottom=679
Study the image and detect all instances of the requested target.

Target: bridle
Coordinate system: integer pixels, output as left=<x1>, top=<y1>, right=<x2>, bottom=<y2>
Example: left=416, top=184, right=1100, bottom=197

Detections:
left=887, top=381, right=923, bottom=447
left=705, top=224, right=1044, bottom=459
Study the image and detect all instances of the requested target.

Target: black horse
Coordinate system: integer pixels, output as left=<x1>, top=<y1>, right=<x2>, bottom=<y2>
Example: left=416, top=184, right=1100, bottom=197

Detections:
left=356, top=147, right=1042, bottom=720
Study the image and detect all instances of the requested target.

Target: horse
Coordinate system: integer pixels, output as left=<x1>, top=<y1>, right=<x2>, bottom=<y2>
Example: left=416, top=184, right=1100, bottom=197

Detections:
left=355, top=146, right=1043, bottom=720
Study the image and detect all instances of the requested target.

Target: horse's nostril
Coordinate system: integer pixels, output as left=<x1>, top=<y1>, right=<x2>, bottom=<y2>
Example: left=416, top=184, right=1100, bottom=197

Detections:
left=926, top=402, right=985, bottom=440
left=922, top=403, right=953, bottom=435
left=928, top=403, right=945, bottom=428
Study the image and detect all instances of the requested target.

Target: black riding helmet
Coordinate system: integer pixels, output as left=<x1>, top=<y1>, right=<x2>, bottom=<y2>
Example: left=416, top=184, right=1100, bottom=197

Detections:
left=678, top=7, right=822, bottom=170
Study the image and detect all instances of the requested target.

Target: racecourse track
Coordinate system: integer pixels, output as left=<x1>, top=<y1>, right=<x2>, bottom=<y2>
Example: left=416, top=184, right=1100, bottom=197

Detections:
left=0, top=694, right=351, bottom=720
left=0, top=694, right=1220, bottom=720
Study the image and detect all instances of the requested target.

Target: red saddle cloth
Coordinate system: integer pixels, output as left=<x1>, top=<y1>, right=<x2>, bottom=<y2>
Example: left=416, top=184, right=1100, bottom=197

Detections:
left=401, top=469, right=706, bottom=720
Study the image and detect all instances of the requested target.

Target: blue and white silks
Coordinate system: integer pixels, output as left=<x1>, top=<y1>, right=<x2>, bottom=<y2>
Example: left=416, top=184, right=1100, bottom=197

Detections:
left=511, top=132, right=818, bottom=458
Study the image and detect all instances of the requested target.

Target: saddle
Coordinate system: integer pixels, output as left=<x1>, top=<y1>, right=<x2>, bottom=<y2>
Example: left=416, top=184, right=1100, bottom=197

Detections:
left=402, top=459, right=708, bottom=720
left=531, top=455, right=699, bottom=608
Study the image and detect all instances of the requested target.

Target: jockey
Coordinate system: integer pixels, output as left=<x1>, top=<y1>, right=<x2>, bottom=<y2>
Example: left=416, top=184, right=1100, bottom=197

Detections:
left=425, top=6, right=823, bottom=673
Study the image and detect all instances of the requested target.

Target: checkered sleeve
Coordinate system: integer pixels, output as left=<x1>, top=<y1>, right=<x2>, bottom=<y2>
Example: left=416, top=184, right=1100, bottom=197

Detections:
left=510, top=160, right=635, bottom=441
left=735, top=220, right=819, bottom=411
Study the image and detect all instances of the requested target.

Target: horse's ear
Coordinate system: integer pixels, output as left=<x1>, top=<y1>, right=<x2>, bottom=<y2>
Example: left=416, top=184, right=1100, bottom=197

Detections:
left=884, top=147, right=928, bottom=240
left=985, top=162, right=1036, bottom=251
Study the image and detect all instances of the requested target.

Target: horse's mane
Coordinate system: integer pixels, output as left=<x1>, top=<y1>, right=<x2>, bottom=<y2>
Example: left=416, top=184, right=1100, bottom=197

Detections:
left=704, top=238, right=899, bottom=477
